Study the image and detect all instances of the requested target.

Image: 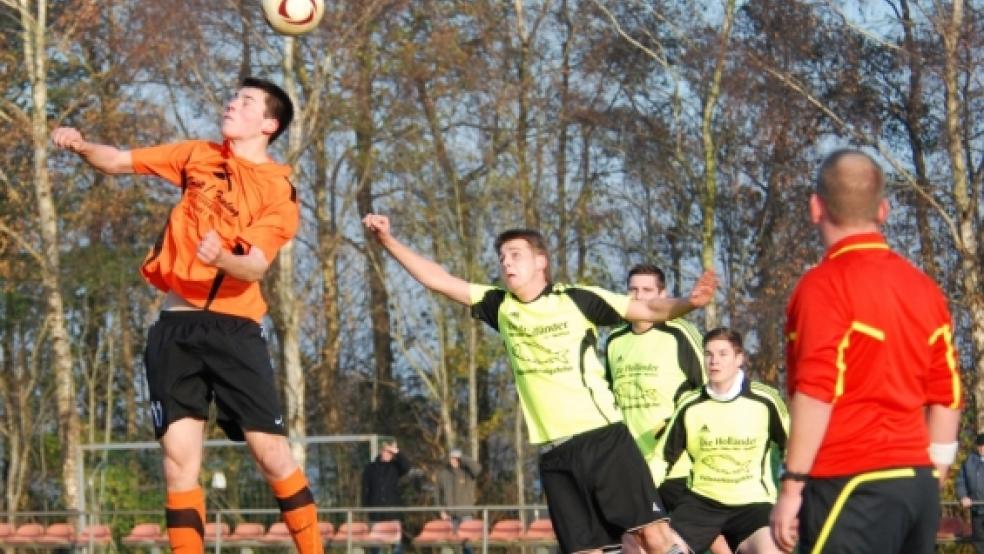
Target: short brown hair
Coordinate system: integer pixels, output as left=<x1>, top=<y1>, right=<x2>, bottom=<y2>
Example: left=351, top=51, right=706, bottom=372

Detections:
left=494, top=229, right=551, bottom=281
left=241, top=77, right=294, bottom=144
left=703, top=326, right=744, bottom=354
left=627, top=264, right=666, bottom=290
left=815, top=149, right=885, bottom=225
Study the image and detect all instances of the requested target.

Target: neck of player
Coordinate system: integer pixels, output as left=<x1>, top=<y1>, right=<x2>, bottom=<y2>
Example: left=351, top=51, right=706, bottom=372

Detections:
left=631, top=320, right=655, bottom=333
left=228, top=136, right=273, bottom=165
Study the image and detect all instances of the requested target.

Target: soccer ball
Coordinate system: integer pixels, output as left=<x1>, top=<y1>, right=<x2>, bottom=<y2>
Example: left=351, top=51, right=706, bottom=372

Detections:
left=261, top=0, right=324, bottom=36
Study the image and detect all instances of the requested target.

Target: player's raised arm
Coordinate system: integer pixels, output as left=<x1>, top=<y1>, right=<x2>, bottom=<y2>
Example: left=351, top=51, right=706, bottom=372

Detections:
left=363, top=213, right=472, bottom=306
left=51, top=127, right=133, bottom=175
left=623, top=269, right=717, bottom=323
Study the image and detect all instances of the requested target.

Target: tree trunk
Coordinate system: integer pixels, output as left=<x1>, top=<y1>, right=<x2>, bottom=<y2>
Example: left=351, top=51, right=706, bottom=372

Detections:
left=699, top=0, right=736, bottom=328
left=939, top=0, right=984, bottom=431
left=280, top=36, right=306, bottom=466
left=21, top=0, right=82, bottom=510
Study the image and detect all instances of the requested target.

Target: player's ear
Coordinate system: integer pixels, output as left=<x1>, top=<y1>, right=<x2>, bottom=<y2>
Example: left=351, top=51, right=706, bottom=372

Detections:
left=809, top=193, right=824, bottom=225
left=875, top=198, right=890, bottom=225
left=261, top=117, right=279, bottom=138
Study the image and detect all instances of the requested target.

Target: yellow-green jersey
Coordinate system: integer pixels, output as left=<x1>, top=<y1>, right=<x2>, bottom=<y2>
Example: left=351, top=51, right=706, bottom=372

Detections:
left=605, top=320, right=705, bottom=484
left=470, top=283, right=630, bottom=444
left=662, top=377, right=788, bottom=505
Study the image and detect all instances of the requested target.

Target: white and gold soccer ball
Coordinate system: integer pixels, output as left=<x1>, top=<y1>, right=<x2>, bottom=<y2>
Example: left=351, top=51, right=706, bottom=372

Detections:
left=261, top=0, right=325, bottom=36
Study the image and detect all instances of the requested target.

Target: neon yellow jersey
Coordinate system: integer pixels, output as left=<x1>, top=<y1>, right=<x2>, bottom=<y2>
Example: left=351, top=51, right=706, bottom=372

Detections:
left=605, top=320, right=705, bottom=485
left=662, top=380, right=789, bottom=505
left=470, top=283, right=630, bottom=444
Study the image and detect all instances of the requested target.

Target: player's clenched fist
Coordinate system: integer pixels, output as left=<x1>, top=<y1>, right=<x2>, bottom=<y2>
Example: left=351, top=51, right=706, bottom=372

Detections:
left=51, top=127, right=85, bottom=152
left=362, top=213, right=391, bottom=238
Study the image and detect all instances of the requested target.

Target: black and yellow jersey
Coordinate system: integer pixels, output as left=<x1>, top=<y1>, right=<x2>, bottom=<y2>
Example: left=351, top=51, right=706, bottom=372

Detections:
left=662, top=377, right=788, bottom=505
left=470, top=282, right=629, bottom=444
left=605, top=319, right=705, bottom=483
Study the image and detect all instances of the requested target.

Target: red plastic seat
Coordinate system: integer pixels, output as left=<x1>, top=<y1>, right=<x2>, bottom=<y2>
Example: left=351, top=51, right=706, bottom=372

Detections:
left=0, top=523, right=14, bottom=540
left=363, top=520, right=401, bottom=548
left=227, top=522, right=265, bottom=545
left=413, top=519, right=455, bottom=548
left=520, top=518, right=556, bottom=545
left=454, top=519, right=486, bottom=543
left=319, top=521, right=335, bottom=542
left=6, top=523, right=45, bottom=545
left=937, top=515, right=971, bottom=541
left=37, top=523, right=75, bottom=546
left=487, top=518, right=523, bottom=546
left=332, top=521, right=370, bottom=546
left=204, top=522, right=231, bottom=544
left=122, top=523, right=167, bottom=546
left=77, top=524, right=113, bottom=546
left=261, top=521, right=294, bottom=545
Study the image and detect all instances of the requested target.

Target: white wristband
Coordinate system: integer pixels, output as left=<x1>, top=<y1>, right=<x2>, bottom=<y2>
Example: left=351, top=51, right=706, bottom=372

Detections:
left=929, top=441, right=958, bottom=465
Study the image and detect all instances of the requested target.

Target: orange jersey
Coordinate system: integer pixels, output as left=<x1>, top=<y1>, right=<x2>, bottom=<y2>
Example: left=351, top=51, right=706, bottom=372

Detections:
left=132, top=140, right=299, bottom=322
left=785, top=232, right=962, bottom=477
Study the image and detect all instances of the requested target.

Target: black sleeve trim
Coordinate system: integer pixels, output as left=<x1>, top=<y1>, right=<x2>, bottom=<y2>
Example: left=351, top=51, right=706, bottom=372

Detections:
left=567, top=287, right=623, bottom=326
left=470, top=288, right=507, bottom=332
left=604, top=326, right=632, bottom=388
left=658, top=322, right=705, bottom=390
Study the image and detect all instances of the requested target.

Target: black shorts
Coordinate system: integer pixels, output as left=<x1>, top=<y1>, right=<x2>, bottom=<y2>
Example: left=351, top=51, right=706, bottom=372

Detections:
left=144, top=310, right=286, bottom=441
left=799, top=466, right=938, bottom=554
left=657, top=477, right=689, bottom=512
left=538, top=422, right=668, bottom=553
left=669, top=492, right=771, bottom=553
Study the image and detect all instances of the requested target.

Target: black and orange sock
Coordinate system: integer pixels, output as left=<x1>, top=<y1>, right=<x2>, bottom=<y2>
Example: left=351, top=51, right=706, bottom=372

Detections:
left=165, top=487, right=205, bottom=554
left=272, top=467, right=323, bottom=554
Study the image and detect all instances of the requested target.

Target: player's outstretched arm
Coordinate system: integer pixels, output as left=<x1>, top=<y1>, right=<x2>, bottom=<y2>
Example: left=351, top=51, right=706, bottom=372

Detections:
left=362, top=213, right=471, bottom=306
left=624, top=269, right=717, bottom=323
left=51, top=127, right=133, bottom=175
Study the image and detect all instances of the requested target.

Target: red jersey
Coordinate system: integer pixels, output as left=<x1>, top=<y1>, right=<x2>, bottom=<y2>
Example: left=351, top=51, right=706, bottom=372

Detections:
left=131, top=140, right=299, bottom=323
left=785, top=232, right=962, bottom=477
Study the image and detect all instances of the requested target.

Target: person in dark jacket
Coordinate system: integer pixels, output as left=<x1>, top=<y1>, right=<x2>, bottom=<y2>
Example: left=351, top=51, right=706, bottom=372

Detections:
left=958, top=434, right=984, bottom=552
left=362, top=440, right=411, bottom=522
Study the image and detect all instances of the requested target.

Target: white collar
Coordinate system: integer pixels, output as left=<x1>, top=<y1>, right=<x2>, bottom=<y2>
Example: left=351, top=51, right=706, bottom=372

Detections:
left=707, top=370, right=744, bottom=401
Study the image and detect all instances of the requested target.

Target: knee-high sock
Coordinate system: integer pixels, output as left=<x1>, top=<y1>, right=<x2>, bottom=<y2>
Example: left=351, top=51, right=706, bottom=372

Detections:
left=272, top=468, right=323, bottom=554
left=166, top=487, right=205, bottom=554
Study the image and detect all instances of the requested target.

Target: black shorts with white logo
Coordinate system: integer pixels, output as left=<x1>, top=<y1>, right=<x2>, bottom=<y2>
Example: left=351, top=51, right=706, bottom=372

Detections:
left=538, top=422, right=667, bottom=553
left=669, top=492, right=771, bottom=553
left=657, top=477, right=690, bottom=512
left=799, top=466, right=938, bottom=554
left=144, top=310, right=287, bottom=441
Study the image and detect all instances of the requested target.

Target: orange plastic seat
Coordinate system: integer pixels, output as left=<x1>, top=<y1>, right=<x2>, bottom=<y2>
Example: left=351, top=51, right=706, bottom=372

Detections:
left=332, top=521, right=370, bottom=546
left=204, top=521, right=231, bottom=544
left=413, top=519, right=455, bottom=548
left=455, top=519, right=486, bottom=543
left=520, top=518, right=556, bottom=545
left=227, top=522, right=265, bottom=545
left=260, top=521, right=293, bottom=545
left=6, top=523, right=45, bottom=545
left=122, top=522, right=167, bottom=546
left=77, top=524, right=113, bottom=546
left=319, top=521, right=336, bottom=542
left=487, top=518, right=523, bottom=546
left=37, top=523, right=75, bottom=546
left=363, top=520, right=402, bottom=548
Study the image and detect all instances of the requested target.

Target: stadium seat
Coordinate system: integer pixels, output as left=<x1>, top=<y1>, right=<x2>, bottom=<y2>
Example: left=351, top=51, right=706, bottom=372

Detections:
left=520, top=518, right=557, bottom=545
left=6, top=523, right=45, bottom=546
left=319, top=520, right=336, bottom=542
left=76, top=524, right=113, bottom=547
left=122, top=522, right=168, bottom=546
left=227, top=522, right=266, bottom=546
left=204, top=521, right=231, bottom=545
left=413, top=519, right=455, bottom=550
left=37, top=523, right=75, bottom=546
left=260, top=521, right=294, bottom=545
left=0, top=523, right=14, bottom=543
left=454, top=519, right=487, bottom=544
left=937, top=515, right=971, bottom=542
left=361, top=520, right=402, bottom=550
left=486, top=518, right=523, bottom=547
left=332, top=521, right=370, bottom=547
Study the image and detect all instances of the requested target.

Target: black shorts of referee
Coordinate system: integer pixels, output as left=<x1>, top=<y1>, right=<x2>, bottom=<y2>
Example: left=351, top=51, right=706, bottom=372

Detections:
left=669, top=491, right=771, bottom=553
left=144, top=310, right=287, bottom=441
left=538, top=422, right=669, bottom=553
left=799, top=466, right=939, bottom=554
